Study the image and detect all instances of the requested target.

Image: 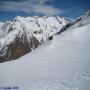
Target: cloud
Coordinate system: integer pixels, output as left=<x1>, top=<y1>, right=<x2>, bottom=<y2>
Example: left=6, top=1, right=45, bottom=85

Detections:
left=32, top=4, right=62, bottom=15
left=36, top=0, right=49, bottom=4
left=0, top=0, right=62, bottom=15
left=31, top=0, right=54, bottom=4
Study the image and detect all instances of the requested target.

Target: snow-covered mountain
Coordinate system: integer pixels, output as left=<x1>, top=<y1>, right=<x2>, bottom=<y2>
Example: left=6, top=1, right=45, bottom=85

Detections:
left=0, top=10, right=90, bottom=90
left=0, top=16, right=70, bottom=62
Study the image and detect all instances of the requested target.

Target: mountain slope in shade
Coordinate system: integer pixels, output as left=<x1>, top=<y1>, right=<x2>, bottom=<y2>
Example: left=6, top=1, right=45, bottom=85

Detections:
left=0, top=16, right=70, bottom=62
left=58, top=9, right=90, bottom=34
left=74, top=10, right=90, bottom=26
left=0, top=11, right=90, bottom=90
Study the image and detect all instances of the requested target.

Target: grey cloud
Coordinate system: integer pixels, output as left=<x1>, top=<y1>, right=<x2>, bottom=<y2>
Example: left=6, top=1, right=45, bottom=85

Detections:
left=31, top=0, right=54, bottom=4
left=0, top=0, right=62, bottom=15
left=32, top=4, right=62, bottom=15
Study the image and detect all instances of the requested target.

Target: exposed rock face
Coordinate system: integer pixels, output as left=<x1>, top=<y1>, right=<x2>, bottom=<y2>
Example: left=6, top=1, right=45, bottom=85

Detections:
left=0, top=35, right=40, bottom=62
left=6, top=36, right=39, bottom=60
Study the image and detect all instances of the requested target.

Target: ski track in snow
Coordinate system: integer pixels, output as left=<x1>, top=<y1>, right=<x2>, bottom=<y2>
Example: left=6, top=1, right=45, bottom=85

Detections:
left=29, top=72, right=90, bottom=90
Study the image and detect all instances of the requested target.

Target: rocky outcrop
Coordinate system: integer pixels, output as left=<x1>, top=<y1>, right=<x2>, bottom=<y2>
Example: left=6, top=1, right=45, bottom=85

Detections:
left=0, top=35, right=40, bottom=62
left=7, top=36, right=39, bottom=60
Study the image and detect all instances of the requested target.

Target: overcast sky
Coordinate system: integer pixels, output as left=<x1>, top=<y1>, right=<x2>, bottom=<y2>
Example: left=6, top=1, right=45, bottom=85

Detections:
left=0, top=0, right=90, bottom=21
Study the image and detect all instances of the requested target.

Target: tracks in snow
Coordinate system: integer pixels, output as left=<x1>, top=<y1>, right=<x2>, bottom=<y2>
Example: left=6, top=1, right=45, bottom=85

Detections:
left=29, top=72, right=90, bottom=90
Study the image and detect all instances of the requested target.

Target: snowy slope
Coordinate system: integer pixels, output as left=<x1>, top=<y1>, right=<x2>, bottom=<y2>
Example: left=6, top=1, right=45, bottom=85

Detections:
left=0, top=14, right=90, bottom=90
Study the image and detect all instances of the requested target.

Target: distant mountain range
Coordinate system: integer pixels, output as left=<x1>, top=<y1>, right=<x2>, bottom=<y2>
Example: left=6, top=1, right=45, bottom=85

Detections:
left=0, top=10, right=90, bottom=63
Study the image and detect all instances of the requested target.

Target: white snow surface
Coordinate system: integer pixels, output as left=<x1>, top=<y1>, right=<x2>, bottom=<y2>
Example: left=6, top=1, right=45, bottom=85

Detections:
left=0, top=22, right=4, bottom=28
left=0, top=17, right=90, bottom=90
